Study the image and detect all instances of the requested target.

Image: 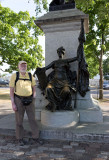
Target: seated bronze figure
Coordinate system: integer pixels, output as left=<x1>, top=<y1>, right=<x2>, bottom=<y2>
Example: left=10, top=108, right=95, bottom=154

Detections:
left=35, top=47, right=78, bottom=112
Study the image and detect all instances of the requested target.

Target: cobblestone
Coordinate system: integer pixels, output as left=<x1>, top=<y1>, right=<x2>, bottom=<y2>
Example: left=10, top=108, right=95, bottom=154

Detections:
left=49, top=147, right=62, bottom=151
left=63, top=145, right=72, bottom=149
left=0, top=135, right=109, bottom=160
left=75, top=149, right=86, bottom=153
left=70, top=142, right=79, bottom=146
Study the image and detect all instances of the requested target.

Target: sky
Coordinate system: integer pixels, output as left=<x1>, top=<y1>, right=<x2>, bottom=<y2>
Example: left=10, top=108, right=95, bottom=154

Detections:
left=0, top=0, right=52, bottom=74
left=1, top=0, right=51, bottom=16
left=1, top=0, right=36, bottom=16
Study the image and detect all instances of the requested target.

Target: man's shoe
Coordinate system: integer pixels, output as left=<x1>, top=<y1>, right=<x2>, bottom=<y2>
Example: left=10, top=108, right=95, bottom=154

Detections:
left=18, top=139, right=27, bottom=146
left=31, top=138, right=44, bottom=145
left=35, top=138, right=44, bottom=145
left=18, top=139, right=24, bottom=146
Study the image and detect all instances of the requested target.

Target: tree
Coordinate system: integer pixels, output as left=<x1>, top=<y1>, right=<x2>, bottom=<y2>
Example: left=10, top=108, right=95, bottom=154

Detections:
left=75, top=0, right=109, bottom=99
left=0, top=4, right=44, bottom=72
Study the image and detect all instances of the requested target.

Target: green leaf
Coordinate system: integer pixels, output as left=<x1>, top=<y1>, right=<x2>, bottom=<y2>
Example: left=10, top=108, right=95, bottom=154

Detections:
left=0, top=4, right=44, bottom=72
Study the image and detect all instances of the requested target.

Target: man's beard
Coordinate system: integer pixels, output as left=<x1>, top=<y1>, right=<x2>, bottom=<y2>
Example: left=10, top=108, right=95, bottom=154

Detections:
left=20, top=69, right=26, bottom=73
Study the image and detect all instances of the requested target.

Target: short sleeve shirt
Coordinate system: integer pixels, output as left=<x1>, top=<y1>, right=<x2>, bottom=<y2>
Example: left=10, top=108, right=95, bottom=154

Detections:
left=9, top=72, right=36, bottom=96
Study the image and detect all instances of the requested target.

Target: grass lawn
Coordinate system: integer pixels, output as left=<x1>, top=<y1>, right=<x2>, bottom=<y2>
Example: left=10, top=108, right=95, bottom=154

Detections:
left=0, top=88, right=12, bottom=116
left=0, top=88, right=10, bottom=100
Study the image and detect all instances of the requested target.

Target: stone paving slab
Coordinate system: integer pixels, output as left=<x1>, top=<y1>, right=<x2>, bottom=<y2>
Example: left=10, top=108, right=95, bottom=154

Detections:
left=0, top=135, right=109, bottom=160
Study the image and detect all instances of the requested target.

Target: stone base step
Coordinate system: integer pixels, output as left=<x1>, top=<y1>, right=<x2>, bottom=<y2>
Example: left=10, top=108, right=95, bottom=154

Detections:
left=40, top=129, right=109, bottom=143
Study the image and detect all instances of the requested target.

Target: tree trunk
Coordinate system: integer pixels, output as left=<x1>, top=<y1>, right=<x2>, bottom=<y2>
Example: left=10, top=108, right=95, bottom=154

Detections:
left=99, top=33, right=104, bottom=99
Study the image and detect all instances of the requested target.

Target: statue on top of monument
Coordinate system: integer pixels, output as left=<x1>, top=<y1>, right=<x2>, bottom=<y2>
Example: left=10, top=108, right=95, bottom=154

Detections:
left=50, top=0, right=75, bottom=6
left=49, top=0, right=75, bottom=11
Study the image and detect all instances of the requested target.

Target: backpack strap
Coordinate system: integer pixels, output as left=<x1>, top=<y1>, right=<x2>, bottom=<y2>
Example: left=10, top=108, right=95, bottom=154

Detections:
left=28, top=72, right=32, bottom=82
left=15, top=72, right=19, bottom=87
left=15, top=72, right=19, bottom=92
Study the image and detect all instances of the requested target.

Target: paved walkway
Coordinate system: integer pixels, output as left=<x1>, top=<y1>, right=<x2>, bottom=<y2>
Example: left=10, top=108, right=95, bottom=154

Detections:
left=1, top=135, right=109, bottom=160
left=0, top=96, right=109, bottom=159
left=0, top=100, right=109, bottom=140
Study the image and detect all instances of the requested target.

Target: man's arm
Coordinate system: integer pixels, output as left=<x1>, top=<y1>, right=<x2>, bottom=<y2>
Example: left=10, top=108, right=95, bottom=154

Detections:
left=32, top=85, right=36, bottom=98
left=10, top=87, right=17, bottom=111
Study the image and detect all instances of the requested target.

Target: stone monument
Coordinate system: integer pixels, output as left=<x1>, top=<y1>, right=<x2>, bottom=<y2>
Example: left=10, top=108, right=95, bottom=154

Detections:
left=34, top=0, right=103, bottom=128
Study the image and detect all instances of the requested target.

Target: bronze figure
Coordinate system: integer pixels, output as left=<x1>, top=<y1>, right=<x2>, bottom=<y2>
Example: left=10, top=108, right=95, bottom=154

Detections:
left=34, top=47, right=77, bottom=112
left=50, top=0, right=75, bottom=6
left=49, top=0, right=75, bottom=11
left=50, top=0, right=65, bottom=6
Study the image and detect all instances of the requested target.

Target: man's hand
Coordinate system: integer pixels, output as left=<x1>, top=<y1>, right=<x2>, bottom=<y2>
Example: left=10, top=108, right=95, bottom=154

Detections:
left=33, top=95, right=36, bottom=99
left=32, top=86, right=36, bottom=99
left=10, top=87, right=17, bottom=111
left=12, top=102, right=17, bottom=112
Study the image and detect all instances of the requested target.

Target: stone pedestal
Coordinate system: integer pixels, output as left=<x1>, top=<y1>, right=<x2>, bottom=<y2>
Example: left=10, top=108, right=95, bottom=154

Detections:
left=76, top=91, right=103, bottom=122
left=35, top=83, right=48, bottom=120
left=35, top=8, right=103, bottom=124
left=41, top=110, right=79, bottom=128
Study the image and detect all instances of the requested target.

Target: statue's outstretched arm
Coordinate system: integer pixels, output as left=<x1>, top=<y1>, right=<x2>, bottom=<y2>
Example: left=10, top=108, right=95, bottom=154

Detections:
left=45, top=61, right=54, bottom=70
left=33, top=61, right=54, bottom=77
left=67, top=57, right=78, bottom=63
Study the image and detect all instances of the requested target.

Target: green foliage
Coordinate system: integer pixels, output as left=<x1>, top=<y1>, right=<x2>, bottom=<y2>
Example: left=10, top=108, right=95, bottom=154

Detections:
left=32, top=0, right=48, bottom=16
left=103, top=57, right=109, bottom=76
left=0, top=4, right=44, bottom=72
left=75, top=0, right=109, bottom=78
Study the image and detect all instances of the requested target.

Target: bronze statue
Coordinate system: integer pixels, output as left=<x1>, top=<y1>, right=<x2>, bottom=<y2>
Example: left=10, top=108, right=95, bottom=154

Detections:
left=50, top=0, right=65, bottom=6
left=34, top=47, right=77, bottom=112
left=49, top=0, right=75, bottom=11
left=50, top=0, right=75, bottom=6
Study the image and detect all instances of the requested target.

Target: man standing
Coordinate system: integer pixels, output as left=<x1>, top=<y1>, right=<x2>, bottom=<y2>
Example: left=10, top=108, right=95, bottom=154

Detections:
left=9, top=61, right=42, bottom=146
